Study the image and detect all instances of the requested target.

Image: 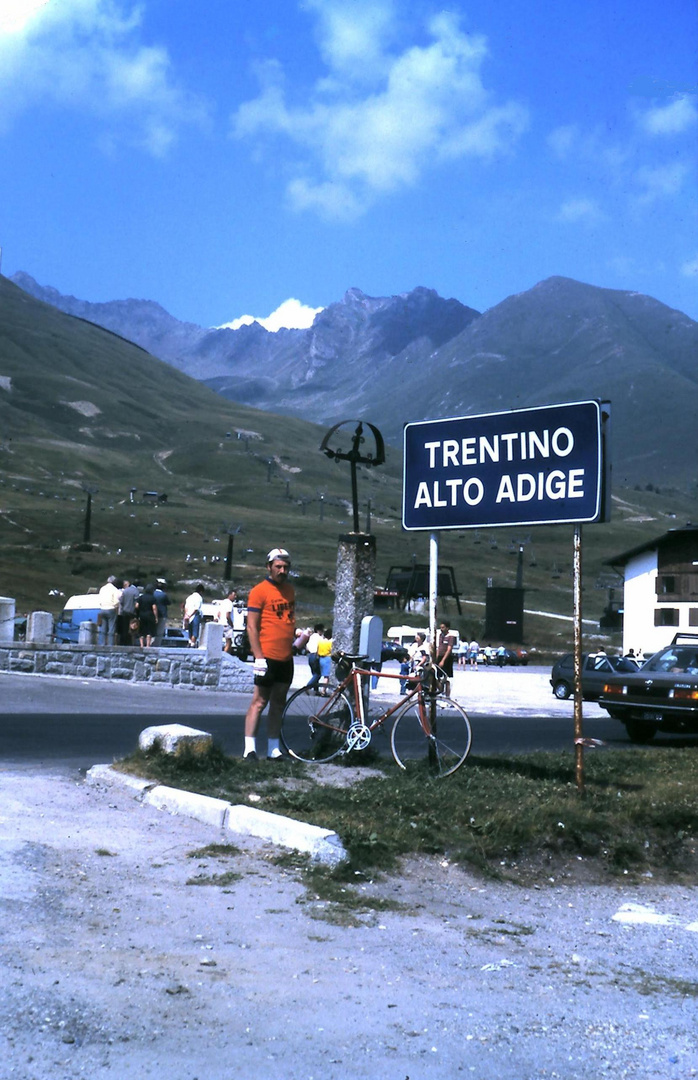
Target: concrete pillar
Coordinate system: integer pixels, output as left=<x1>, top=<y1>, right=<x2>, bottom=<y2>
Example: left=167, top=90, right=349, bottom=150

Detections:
left=0, top=597, right=15, bottom=644
left=27, top=610, right=53, bottom=644
left=201, top=620, right=224, bottom=656
left=332, top=533, right=376, bottom=655
left=78, top=621, right=98, bottom=645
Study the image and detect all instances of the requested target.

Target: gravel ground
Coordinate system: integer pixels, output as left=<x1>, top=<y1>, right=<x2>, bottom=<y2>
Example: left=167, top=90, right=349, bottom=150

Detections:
left=1, top=765, right=697, bottom=1080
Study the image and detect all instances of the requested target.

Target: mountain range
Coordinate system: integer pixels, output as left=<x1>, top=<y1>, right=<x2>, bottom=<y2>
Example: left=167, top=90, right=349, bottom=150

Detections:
left=10, top=271, right=698, bottom=488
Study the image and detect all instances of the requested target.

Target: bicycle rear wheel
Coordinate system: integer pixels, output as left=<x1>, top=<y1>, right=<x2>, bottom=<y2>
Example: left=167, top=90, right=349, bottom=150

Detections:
left=281, top=687, right=354, bottom=762
left=390, top=693, right=471, bottom=777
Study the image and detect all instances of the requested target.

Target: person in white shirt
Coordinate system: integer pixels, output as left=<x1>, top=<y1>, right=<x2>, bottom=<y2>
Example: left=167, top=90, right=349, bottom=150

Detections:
left=183, top=588, right=204, bottom=647
left=216, top=588, right=237, bottom=653
left=98, top=575, right=121, bottom=646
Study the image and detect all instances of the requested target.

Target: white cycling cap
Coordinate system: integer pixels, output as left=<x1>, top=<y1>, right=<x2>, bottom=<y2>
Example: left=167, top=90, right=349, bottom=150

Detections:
left=266, top=547, right=291, bottom=563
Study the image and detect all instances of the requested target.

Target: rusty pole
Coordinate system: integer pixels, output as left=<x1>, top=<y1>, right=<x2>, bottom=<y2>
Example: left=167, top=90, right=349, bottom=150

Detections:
left=573, top=523, right=585, bottom=793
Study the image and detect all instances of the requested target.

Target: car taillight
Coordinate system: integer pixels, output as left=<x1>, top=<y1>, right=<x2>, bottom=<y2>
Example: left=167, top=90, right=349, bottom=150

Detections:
left=603, top=683, right=627, bottom=695
left=671, top=688, right=698, bottom=701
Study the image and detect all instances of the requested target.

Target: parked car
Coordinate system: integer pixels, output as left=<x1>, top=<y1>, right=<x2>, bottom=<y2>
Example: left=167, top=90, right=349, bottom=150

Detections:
left=598, top=633, right=698, bottom=742
left=380, top=639, right=410, bottom=663
left=386, top=625, right=430, bottom=648
left=550, top=652, right=639, bottom=701
left=159, top=627, right=189, bottom=648
left=481, top=646, right=529, bottom=666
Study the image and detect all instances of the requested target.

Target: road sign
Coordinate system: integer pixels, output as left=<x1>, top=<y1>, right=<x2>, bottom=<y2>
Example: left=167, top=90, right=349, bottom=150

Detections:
left=403, top=401, right=607, bottom=531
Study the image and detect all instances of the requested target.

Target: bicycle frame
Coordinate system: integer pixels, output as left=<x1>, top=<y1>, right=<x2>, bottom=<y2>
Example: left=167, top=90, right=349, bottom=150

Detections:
left=281, top=654, right=471, bottom=775
left=336, top=662, right=442, bottom=748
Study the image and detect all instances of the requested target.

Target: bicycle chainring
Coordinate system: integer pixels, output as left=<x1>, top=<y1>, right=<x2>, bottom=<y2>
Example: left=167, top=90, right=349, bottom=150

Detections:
left=345, top=722, right=372, bottom=751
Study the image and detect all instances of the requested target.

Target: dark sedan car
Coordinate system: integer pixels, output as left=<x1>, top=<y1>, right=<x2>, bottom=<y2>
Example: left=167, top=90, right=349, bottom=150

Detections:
left=550, top=652, right=639, bottom=701
left=598, top=633, right=698, bottom=742
left=381, top=639, right=410, bottom=663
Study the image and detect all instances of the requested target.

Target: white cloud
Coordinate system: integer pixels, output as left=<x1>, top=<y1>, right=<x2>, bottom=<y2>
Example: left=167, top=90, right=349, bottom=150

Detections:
left=218, top=298, right=324, bottom=332
left=638, top=95, right=698, bottom=136
left=681, top=256, right=698, bottom=278
left=633, top=162, right=689, bottom=206
left=0, top=0, right=51, bottom=35
left=547, top=124, right=578, bottom=159
left=232, top=4, right=528, bottom=219
left=557, top=198, right=603, bottom=224
left=0, top=0, right=206, bottom=153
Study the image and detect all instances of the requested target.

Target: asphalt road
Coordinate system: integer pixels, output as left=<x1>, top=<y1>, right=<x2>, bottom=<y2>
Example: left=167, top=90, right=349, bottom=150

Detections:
left=0, top=665, right=646, bottom=773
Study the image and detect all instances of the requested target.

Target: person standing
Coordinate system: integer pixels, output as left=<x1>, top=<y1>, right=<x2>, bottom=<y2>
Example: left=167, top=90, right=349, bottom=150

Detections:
left=305, top=623, right=324, bottom=694
left=98, top=575, right=121, bottom=646
left=216, top=588, right=237, bottom=653
left=316, top=627, right=333, bottom=697
left=153, top=582, right=170, bottom=646
left=118, top=578, right=139, bottom=645
left=437, top=620, right=458, bottom=696
left=135, top=583, right=158, bottom=647
left=183, top=586, right=204, bottom=647
left=243, top=548, right=295, bottom=761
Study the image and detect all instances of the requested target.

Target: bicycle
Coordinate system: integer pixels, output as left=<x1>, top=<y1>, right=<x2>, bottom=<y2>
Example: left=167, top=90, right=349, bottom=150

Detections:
left=280, top=653, right=472, bottom=778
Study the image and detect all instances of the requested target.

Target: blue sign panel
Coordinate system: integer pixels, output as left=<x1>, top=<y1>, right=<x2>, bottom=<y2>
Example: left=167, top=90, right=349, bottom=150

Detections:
left=403, top=401, right=604, bottom=531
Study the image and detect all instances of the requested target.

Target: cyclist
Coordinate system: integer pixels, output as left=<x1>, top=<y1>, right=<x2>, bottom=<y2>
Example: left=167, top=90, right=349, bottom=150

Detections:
left=242, top=548, right=295, bottom=761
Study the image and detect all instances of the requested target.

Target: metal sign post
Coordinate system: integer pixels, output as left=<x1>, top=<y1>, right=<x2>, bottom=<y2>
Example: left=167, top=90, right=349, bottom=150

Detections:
left=429, top=532, right=438, bottom=661
left=573, top=524, right=584, bottom=793
left=402, top=400, right=611, bottom=792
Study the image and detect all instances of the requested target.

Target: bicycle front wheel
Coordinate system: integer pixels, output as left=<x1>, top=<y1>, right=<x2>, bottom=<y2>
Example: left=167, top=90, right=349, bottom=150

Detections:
left=281, top=687, right=354, bottom=763
left=390, top=693, right=472, bottom=777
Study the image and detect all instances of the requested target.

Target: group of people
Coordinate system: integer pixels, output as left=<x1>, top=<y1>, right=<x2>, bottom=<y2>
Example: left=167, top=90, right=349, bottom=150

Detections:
left=182, top=586, right=243, bottom=649
left=98, top=576, right=169, bottom=647
left=303, top=624, right=334, bottom=696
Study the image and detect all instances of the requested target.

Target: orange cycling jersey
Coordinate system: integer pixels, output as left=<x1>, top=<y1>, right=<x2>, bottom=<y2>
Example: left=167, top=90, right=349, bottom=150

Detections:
left=246, top=578, right=296, bottom=661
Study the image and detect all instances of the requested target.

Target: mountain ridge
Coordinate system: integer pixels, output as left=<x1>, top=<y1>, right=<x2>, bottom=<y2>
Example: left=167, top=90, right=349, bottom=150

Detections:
left=9, top=270, right=698, bottom=488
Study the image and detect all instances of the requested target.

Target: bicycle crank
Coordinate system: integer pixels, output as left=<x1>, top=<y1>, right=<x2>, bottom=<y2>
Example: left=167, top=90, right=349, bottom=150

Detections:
left=345, top=722, right=372, bottom=751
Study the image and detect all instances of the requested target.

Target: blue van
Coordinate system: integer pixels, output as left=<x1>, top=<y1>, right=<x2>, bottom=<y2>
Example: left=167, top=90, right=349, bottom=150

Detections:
left=54, top=593, right=101, bottom=643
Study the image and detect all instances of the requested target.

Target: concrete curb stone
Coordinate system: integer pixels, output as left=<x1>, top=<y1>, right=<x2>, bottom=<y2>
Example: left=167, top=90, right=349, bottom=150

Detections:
left=85, top=763, right=155, bottom=795
left=143, top=784, right=230, bottom=828
left=225, top=804, right=347, bottom=867
left=85, top=764, right=348, bottom=866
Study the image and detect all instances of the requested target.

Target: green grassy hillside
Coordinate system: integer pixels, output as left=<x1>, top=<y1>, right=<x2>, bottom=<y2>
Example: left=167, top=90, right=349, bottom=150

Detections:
left=1, top=275, right=695, bottom=651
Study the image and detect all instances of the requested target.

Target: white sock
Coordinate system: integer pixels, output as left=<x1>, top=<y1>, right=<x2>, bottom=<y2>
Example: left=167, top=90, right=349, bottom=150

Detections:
left=267, top=739, right=281, bottom=759
left=244, top=737, right=256, bottom=757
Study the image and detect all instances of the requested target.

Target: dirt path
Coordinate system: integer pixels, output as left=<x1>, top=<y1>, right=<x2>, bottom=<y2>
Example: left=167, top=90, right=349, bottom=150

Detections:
left=1, top=767, right=697, bottom=1079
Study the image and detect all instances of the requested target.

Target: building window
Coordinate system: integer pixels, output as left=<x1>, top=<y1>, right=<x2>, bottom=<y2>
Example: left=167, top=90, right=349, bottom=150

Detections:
left=658, top=575, right=676, bottom=594
left=690, top=609, right=698, bottom=627
left=654, top=608, right=679, bottom=627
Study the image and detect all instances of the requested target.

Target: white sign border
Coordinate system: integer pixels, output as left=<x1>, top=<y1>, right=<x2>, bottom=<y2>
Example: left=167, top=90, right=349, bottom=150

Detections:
left=402, top=400, right=604, bottom=532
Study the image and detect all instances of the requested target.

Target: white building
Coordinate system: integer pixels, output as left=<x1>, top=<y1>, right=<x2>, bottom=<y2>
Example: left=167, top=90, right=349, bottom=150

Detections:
left=607, top=524, right=698, bottom=655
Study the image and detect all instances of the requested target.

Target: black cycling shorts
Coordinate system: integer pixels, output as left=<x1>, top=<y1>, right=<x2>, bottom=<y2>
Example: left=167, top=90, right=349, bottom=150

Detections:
left=254, top=657, right=294, bottom=687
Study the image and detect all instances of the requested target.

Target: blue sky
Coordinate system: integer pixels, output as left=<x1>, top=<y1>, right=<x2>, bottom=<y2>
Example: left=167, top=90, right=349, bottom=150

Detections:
left=1, top=0, right=696, bottom=328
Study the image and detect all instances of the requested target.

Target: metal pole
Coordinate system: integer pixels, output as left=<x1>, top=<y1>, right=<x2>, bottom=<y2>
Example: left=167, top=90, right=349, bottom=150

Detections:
left=224, top=534, right=234, bottom=580
left=429, top=532, right=439, bottom=661
left=350, top=460, right=359, bottom=532
left=573, top=523, right=584, bottom=793
left=83, top=492, right=92, bottom=544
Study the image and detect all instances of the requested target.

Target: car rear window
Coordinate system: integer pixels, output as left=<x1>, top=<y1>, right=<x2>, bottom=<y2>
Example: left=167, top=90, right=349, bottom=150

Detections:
left=644, top=647, right=698, bottom=674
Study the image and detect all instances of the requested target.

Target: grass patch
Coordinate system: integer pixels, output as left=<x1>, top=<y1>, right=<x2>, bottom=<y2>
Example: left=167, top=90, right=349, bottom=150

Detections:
left=185, top=840, right=242, bottom=888
left=117, top=744, right=698, bottom=883
left=186, top=870, right=242, bottom=888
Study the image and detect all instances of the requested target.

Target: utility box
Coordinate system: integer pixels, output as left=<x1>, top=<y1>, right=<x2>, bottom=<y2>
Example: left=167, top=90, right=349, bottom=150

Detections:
left=359, top=615, right=383, bottom=663
left=485, top=587, right=524, bottom=643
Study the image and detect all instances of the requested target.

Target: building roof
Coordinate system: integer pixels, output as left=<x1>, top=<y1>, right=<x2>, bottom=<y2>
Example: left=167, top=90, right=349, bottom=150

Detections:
left=605, top=523, right=698, bottom=568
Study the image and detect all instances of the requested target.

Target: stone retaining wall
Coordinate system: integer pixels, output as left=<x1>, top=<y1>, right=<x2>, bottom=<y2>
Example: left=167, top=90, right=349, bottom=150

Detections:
left=0, top=643, right=254, bottom=692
